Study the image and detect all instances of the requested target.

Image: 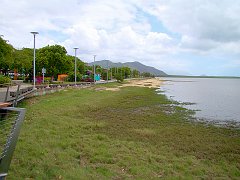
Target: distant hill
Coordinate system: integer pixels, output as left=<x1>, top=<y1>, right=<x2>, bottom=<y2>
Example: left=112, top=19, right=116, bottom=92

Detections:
left=88, top=60, right=167, bottom=76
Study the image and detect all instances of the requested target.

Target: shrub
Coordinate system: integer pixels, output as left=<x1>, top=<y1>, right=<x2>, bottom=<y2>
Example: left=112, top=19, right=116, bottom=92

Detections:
left=17, top=76, right=25, bottom=80
left=0, top=75, right=11, bottom=85
left=44, top=77, right=52, bottom=83
left=67, top=72, right=83, bottom=82
left=115, top=73, right=124, bottom=82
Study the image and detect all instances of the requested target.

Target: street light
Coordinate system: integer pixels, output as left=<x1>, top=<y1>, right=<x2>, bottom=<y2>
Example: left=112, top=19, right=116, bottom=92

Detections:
left=30, top=31, right=39, bottom=89
left=106, top=60, right=109, bottom=83
left=74, top=47, right=79, bottom=86
left=93, top=55, right=96, bottom=84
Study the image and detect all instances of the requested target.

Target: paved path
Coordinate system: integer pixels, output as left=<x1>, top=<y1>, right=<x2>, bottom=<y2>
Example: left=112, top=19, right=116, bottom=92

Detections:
left=0, top=84, right=32, bottom=102
left=0, top=80, right=117, bottom=102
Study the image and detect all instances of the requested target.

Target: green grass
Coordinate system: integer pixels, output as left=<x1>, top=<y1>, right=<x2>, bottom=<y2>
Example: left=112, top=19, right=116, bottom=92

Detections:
left=7, top=86, right=240, bottom=179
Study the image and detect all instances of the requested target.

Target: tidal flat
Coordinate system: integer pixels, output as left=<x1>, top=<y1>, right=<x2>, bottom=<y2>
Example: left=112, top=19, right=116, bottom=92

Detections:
left=8, top=82, right=240, bottom=179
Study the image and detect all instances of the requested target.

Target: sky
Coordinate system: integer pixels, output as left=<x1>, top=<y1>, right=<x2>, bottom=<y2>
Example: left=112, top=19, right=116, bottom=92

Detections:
left=0, top=0, right=240, bottom=76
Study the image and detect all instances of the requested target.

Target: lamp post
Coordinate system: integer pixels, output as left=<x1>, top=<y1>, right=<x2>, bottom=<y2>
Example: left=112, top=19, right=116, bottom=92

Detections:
left=93, top=55, right=96, bottom=84
left=74, top=48, right=79, bottom=86
left=107, top=60, right=109, bottom=83
left=30, top=32, right=39, bottom=89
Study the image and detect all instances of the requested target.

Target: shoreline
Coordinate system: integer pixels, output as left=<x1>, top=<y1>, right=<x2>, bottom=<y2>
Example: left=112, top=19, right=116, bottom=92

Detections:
left=104, top=78, right=240, bottom=129
left=121, top=78, right=163, bottom=88
left=8, top=80, right=240, bottom=178
left=105, top=78, right=163, bottom=91
left=158, top=77, right=240, bottom=129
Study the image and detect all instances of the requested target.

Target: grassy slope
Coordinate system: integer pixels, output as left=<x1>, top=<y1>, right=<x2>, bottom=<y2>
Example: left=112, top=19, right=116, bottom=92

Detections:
left=8, top=85, right=240, bottom=179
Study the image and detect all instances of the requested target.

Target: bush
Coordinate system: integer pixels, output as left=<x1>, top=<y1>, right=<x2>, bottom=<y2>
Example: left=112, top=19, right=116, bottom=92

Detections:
left=67, top=72, right=83, bottom=82
left=44, top=77, right=52, bottom=83
left=0, top=75, right=11, bottom=85
left=115, top=73, right=124, bottom=82
left=17, top=76, right=25, bottom=80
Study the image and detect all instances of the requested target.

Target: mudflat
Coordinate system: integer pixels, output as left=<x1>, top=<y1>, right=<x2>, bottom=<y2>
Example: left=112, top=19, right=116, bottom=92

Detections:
left=8, top=81, right=240, bottom=179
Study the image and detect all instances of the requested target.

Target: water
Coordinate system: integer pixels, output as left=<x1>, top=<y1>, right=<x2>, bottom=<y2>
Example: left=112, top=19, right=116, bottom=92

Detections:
left=159, top=77, right=240, bottom=125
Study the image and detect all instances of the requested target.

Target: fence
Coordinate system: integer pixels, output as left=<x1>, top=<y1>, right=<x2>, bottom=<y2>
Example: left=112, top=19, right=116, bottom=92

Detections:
left=0, top=107, right=26, bottom=179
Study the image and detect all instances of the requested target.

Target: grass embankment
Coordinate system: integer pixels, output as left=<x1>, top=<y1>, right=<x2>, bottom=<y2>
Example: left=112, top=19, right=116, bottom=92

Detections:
left=8, top=83, right=240, bottom=179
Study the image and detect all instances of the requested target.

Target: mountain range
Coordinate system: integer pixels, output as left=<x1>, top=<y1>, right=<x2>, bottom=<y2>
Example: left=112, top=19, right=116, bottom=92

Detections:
left=88, top=60, right=167, bottom=76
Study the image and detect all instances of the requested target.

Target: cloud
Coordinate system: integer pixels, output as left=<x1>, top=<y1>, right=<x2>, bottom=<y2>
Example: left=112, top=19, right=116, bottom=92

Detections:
left=0, top=0, right=240, bottom=75
left=138, top=0, right=240, bottom=51
left=180, top=35, right=220, bottom=52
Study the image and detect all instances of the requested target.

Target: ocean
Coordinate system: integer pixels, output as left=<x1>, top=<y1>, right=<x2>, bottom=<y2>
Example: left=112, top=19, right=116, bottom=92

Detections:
left=159, top=77, right=240, bottom=126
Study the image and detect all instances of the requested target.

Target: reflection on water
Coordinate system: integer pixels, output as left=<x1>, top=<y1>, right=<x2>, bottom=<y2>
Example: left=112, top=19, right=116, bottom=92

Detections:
left=159, top=77, right=240, bottom=125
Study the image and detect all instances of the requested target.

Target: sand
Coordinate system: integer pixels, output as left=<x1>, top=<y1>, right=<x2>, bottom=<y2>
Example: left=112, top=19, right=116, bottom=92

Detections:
left=105, top=78, right=162, bottom=91
left=122, top=78, right=162, bottom=88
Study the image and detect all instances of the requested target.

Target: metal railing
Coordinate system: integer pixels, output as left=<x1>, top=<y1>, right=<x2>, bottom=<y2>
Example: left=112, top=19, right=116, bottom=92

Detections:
left=0, top=83, right=34, bottom=107
left=0, top=107, right=26, bottom=179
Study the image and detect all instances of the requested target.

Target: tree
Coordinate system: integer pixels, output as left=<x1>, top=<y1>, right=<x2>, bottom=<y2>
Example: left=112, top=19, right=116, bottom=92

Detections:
left=36, top=45, right=72, bottom=79
left=77, top=59, right=85, bottom=74
left=101, top=69, right=109, bottom=80
left=122, top=67, right=131, bottom=78
left=66, top=55, right=85, bottom=82
left=110, top=67, right=117, bottom=78
left=115, top=73, right=123, bottom=82
left=132, top=69, right=140, bottom=78
left=141, top=72, right=154, bottom=77
left=13, top=48, right=33, bottom=75
left=0, top=37, right=14, bottom=74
